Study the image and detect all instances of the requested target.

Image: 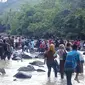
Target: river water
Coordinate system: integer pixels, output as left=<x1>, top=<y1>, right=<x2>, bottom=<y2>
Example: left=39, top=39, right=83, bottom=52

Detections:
left=0, top=52, right=85, bottom=85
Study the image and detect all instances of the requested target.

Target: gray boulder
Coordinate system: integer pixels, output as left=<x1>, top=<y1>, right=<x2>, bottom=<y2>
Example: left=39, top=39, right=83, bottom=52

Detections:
left=29, top=60, right=44, bottom=66
left=38, top=66, right=44, bottom=67
left=83, top=52, right=85, bottom=55
left=14, top=72, right=32, bottom=79
left=18, top=66, right=36, bottom=72
left=12, top=57, right=21, bottom=60
left=0, top=68, right=6, bottom=74
left=36, top=69, right=45, bottom=72
left=12, top=52, right=22, bottom=60
left=37, top=52, right=44, bottom=58
left=27, top=65, right=35, bottom=70
left=22, top=54, right=32, bottom=59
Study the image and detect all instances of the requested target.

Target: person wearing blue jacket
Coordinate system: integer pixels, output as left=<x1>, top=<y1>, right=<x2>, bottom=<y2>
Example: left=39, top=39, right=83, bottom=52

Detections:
left=64, top=44, right=80, bottom=85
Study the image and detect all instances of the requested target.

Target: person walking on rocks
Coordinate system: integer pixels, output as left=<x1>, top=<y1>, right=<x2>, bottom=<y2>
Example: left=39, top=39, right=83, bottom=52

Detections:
left=44, top=44, right=57, bottom=78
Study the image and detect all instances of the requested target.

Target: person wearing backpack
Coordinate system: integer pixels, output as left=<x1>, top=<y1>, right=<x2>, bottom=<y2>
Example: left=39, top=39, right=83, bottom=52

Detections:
left=64, top=44, right=81, bottom=85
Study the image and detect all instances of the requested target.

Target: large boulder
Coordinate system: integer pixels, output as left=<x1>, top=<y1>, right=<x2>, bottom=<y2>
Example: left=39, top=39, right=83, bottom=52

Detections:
left=29, top=60, right=44, bottom=66
left=14, top=72, right=32, bottom=79
left=18, top=66, right=36, bottom=72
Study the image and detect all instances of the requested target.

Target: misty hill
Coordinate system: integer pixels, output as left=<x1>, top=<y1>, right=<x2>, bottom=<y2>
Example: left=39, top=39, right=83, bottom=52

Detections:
left=62, top=0, right=85, bottom=9
left=0, top=0, right=41, bottom=13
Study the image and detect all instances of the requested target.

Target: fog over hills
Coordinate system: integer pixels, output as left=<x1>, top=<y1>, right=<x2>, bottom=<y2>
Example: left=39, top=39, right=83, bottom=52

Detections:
left=0, top=0, right=41, bottom=13
left=0, top=0, right=7, bottom=3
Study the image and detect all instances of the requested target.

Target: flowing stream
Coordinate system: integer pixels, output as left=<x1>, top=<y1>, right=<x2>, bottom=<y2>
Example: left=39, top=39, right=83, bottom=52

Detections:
left=0, top=52, right=85, bottom=85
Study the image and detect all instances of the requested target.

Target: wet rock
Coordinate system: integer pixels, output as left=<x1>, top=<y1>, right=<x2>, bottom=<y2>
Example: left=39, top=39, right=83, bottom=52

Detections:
left=36, top=69, right=45, bottom=72
left=22, top=52, right=38, bottom=59
left=35, top=56, right=38, bottom=58
left=12, top=57, right=21, bottom=60
left=14, top=72, right=32, bottom=79
left=27, top=65, right=35, bottom=70
left=29, top=60, right=44, bottom=66
left=37, top=52, right=44, bottom=58
left=18, top=66, right=35, bottom=72
left=0, top=68, right=6, bottom=74
left=12, top=52, right=22, bottom=60
left=83, top=52, right=85, bottom=55
left=22, top=53, right=32, bottom=59
left=13, top=79, right=17, bottom=81
left=38, top=66, right=44, bottom=67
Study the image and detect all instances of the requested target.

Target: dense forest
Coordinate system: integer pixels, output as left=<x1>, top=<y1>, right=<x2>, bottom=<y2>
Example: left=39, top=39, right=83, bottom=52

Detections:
left=0, top=0, right=85, bottom=39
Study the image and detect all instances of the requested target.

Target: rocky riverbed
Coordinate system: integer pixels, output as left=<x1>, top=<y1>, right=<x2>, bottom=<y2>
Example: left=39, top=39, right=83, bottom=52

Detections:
left=0, top=51, right=85, bottom=85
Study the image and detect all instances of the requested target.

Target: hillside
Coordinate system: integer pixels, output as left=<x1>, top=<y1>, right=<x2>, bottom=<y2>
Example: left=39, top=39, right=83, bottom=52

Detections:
left=0, top=0, right=85, bottom=39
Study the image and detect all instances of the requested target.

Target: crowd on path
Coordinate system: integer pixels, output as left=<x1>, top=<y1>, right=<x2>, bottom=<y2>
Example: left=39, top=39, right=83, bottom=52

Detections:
left=0, top=35, right=85, bottom=85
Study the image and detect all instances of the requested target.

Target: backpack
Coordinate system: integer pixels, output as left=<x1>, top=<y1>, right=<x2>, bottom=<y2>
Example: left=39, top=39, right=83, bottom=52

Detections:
left=64, top=54, right=76, bottom=72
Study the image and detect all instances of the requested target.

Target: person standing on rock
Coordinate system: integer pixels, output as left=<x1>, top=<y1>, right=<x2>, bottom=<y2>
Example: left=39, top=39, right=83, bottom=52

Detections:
left=44, top=44, right=57, bottom=78
left=64, top=44, right=81, bottom=85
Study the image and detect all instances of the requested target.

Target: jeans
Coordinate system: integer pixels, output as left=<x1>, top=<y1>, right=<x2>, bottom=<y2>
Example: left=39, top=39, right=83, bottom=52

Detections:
left=65, top=71, right=73, bottom=85
left=47, top=61, right=57, bottom=77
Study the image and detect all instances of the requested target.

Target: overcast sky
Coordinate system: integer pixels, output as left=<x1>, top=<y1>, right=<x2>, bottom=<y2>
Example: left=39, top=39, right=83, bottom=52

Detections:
left=0, top=0, right=7, bottom=2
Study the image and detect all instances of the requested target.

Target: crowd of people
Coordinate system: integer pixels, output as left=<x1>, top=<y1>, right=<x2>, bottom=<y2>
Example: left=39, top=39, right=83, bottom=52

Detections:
left=44, top=40, right=84, bottom=85
left=0, top=35, right=85, bottom=85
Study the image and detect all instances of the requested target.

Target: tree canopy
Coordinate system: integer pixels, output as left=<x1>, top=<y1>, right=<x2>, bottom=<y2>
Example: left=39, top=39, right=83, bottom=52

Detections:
left=0, top=0, right=85, bottom=39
